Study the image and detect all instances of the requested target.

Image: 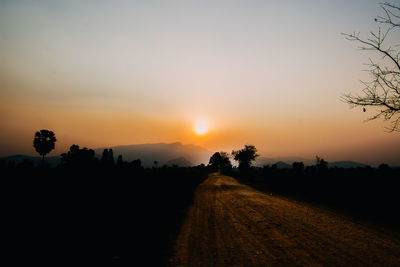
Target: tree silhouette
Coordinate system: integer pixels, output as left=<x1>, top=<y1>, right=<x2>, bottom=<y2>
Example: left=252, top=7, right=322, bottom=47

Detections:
left=117, top=155, right=124, bottom=168
left=33, top=129, right=57, bottom=164
left=292, top=161, right=305, bottom=171
left=209, top=152, right=223, bottom=171
left=101, top=149, right=115, bottom=167
left=232, top=145, right=259, bottom=172
left=315, top=156, right=328, bottom=171
left=209, top=151, right=232, bottom=173
left=342, top=2, right=400, bottom=132
left=131, top=159, right=142, bottom=170
left=60, top=144, right=95, bottom=168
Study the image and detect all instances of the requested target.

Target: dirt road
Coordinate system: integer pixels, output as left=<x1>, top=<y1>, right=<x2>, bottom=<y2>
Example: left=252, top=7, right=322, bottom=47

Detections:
left=169, top=173, right=400, bottom=266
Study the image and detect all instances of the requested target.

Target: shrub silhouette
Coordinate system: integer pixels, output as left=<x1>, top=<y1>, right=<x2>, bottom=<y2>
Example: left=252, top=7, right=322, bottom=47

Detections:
left=33, top=129, right=57, bottom=164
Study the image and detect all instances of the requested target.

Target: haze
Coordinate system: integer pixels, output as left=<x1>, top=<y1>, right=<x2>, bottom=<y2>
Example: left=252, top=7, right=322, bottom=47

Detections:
left=1, top=0, right=399, bottom=166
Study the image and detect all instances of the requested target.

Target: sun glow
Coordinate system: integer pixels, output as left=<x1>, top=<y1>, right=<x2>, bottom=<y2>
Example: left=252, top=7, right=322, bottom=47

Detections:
left=194, top=121, right=209, bottom=135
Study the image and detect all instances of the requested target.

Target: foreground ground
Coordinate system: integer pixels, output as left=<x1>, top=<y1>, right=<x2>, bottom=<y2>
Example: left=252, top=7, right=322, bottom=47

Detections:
left=170, top=173, right=400, bottom=266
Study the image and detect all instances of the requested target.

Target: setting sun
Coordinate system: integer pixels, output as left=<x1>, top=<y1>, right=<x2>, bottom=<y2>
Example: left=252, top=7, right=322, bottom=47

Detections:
left=194, top=121, right=209, bottom=136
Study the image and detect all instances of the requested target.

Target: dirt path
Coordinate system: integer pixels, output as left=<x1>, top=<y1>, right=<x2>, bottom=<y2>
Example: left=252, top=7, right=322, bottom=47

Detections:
left=169, top=173, right=400, bottom=266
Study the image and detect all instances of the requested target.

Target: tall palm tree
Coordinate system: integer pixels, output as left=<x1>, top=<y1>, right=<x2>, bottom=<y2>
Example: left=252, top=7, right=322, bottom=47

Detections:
left=33, top=129, right=57, bottom=165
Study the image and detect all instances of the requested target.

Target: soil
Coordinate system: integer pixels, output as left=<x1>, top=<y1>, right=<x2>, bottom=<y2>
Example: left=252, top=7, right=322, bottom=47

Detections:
left=169, top=173, right=400, bottom=266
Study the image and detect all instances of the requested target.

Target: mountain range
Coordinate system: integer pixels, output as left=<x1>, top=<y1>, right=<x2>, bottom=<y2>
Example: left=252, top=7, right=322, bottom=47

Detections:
left=255, top=157, right=369, bottom=168
left=94, top=142, right=211, bottom=167
left=255, top=157, right=316, bottom=166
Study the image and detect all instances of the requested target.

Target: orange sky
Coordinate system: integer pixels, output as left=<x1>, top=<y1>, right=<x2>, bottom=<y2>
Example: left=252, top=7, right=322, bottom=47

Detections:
left=0, top=1, right=399, bottom=166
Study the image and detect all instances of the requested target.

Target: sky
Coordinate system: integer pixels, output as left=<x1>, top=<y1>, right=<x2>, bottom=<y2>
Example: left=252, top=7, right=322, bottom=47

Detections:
left=0, top=0, right=399, bottom=165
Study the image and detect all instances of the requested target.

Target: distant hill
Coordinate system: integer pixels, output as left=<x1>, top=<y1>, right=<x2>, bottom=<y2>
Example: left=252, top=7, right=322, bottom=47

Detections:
left=164, top=157, right=193, bottom=167
left=255, top=158, right=369, bottom=168
left=273, top=161, right=292, bottom=168
left=255, top=157, right=315, bottom=167
left=95, top=142, right=211, bottom=168
left=0, top=155, right=61, bottom=167
left=328, top=161, right=368, bottom=168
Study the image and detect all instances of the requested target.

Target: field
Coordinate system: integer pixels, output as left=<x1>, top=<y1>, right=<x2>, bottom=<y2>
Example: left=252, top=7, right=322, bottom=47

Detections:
left=2, top=166, right=208, bottom=266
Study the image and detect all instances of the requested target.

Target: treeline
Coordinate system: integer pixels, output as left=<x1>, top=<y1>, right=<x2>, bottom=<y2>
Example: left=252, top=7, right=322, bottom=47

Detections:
left=2, top=145, right=209, bottom=266
left=232, top=164, right=400, bottom=230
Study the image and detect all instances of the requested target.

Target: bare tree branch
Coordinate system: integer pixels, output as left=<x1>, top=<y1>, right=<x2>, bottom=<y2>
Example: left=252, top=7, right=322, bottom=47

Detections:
left=342, top=1, right=400, bottom=132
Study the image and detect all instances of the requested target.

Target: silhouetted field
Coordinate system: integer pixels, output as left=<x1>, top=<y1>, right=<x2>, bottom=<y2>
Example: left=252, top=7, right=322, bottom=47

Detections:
left=1, top=163, right=208, bottom=266
left=232, top=165, right=400, bottom=231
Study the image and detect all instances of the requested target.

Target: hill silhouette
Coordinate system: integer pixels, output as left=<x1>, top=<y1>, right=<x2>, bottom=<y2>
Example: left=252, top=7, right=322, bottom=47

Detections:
left=328, top=161, right=367, bottom=168
left=255, top=157, right=315, bottom=166
left=164, top=157, right=193, bottom=167
left=274, top=161, right=292, bottom=168
left=255, top=157, right=369, bottom=168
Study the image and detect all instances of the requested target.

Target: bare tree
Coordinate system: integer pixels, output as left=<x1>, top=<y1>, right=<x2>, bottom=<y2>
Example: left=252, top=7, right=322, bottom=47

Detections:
left=342, top=2, right=400, bottom=132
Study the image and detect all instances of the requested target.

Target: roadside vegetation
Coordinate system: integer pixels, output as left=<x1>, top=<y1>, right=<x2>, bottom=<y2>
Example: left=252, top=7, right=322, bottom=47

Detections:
left=231, top=158, right=400, bottom=232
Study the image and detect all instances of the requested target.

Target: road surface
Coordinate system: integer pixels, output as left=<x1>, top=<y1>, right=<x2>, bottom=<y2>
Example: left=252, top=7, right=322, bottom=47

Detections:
left=169, top=173, right=400, bottom=266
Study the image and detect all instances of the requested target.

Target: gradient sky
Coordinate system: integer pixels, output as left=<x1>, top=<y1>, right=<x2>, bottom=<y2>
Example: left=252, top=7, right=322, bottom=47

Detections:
left=1, top=0, right=399, bottom=165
